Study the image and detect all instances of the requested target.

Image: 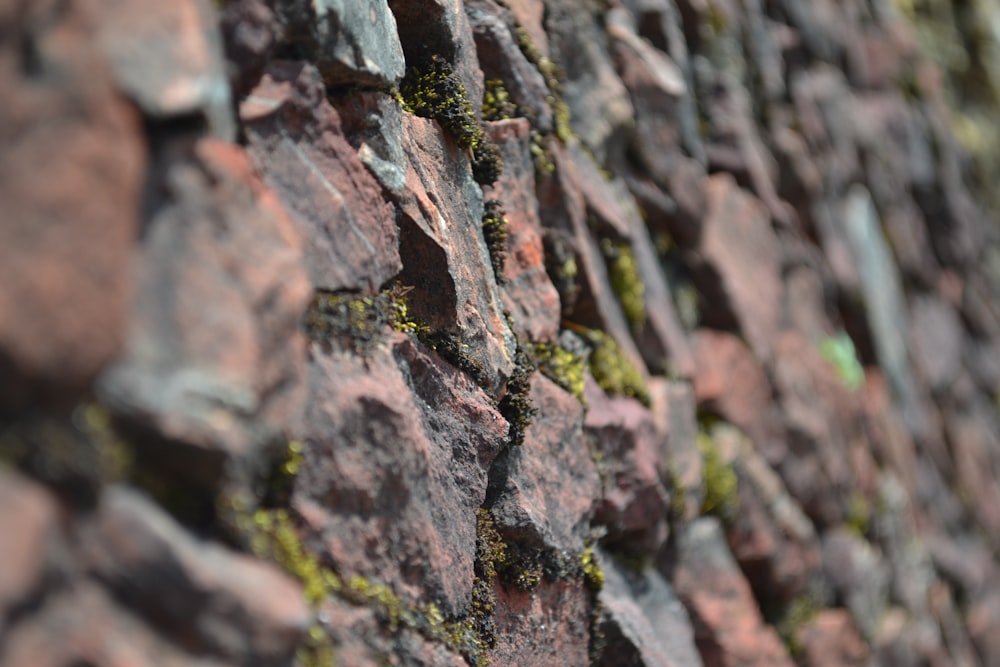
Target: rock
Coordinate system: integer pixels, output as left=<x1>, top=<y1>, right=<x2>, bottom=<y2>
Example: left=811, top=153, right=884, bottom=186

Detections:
left=672, top=517, right=795, bottom=667
left=690, top=329, right=780, bottom=461
left=273, top=0, right=405, bottom=88
left=649, top=378, right=702, bottom=521
left=585, top=378, right=670, bottom=557
left=485, top=119, right=561, bottom=342
left=219, top=0, right=279, bottom=98
left=542, top=0, right=634, bottom=161
left=689, top=175, right=782, bottom=365
left=0, top=469, right=60, bottom=629
left=945, top=398, right=1000, bottom=553
left=597, top=550, right=703, bottom=667
left=98, top=139, right=311, bottom=484
left=296, top=334, right=506, bottom=615
left=0, top=0, right=144, bottom=412
left=492, top=579, right=592, bottom=666
left=794, top=610, right=870, bottom=667
left=821, top=528, right=890, bottom=642
left=97, top=0, right=234, bottom=139
left=489, top=372, right=599, bottom=551
left=909, top=295, right=964, bottom=395
left=728, top=437, right=821, bottom=604
left=85, top=485, right=309, bottom=663
left=467, top=0, right=555, bottom=132
left=242, top=61, right=402, bottom=293
left=0, top=581, right=228, bottom=667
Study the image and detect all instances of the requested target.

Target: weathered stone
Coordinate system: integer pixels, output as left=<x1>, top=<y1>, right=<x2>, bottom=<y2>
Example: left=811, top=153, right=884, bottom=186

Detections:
left=492, top=578, right=592, bottom=666
left=273, top=0, right=404, bottom=88
left=649, top=378, right=702, bottom=521
left=490, top=373, right=598, bottom=551
left=585, top=378, right=670, bottom=556
left=85, top=486, right=309, bottom=663
left=97, top=0, right=234, bottom=139
left=821, top=528, right=890, bottom=642
left=485, top=119, right=561, bottom=342
left=542, top=0, right=634, bottom=161
left=945, top=398, right=1000, bottom=553
left=728, top=437, right=821, bottom=604
left=98, top=139, right=310, bottom=483
left=672, top=517, right=795, bottom=667
left=219, top=0, right=278, bottom=99
left=467, top=0, right=555, bottom=132
left=689, top=175, right=782, bottom=364
left=794, top=610, right=870, bottom=667
left=242, top=61, right=402, bottom=292
left=690, top=329, right=780, bottom=461
left=0, top=0, right=144, bottom=412
left=0, top=469, right=60, bottom=629
left=909, top=295, right=964, bottom=395
left=297, top=334, right=506, bottom=615
left=597, top=549, right=703, bottom=667
left=0, top=581, right=228, bottom=667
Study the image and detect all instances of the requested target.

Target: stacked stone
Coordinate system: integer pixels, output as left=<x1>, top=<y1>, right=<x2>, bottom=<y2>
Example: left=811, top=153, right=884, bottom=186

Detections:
left=2, top=0, right=1000, bottom=666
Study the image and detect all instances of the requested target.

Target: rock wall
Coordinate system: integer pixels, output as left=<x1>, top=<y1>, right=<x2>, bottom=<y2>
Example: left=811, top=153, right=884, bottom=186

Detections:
left=3, top=0, right=1000, bottom=666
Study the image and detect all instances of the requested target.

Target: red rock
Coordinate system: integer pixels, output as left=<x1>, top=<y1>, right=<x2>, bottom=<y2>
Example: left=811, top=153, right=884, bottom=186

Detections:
left=485, top=119, right=561, bottom=342
left=98, top=139, right=311, bottom=483
left=1, top=581, right=214, bottom=667
left=492, top=578, right=592, bottom=666
left=597, top=550, right=702, bottom=667
left=220, top=0, right=279, bottom=98
left=585, top=378, right=670, bottom=556
left=690, top=329, right=781, bottom=461
left=242, top=61, right=402, bottom=293
left=0, top=469, right=60, bottom=626
left=673, top=517, right=795, bottom=667
left=0, top=0, right=144, bottom=412
left=490, top=372, right=599, bottom=551
left=97, top=0, right=234, bottom=138
left=910, top=295, right=964, bottom=394
left=297, top=333, right=506, bottom=616
left=795, top=610, right=870, bottom=667
left=84, top=485, right=309, bottom=662
left=689, top=175, right=782, bottom=365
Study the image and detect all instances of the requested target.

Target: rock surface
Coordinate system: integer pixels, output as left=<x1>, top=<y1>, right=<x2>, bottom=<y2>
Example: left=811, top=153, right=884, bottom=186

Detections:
left=4, top=0, right=1000, bottom=666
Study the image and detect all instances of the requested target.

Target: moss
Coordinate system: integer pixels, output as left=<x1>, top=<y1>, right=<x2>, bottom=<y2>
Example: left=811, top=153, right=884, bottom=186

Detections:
left=481, top=199, right=509, bottom=283
left=697, top=430, right=738, bottom=521
left=304, top=285, right=429, bottom=351
left=845, top=490, right=871, bottom=537
left=424, top=332, right=492, bottom=390
left=600, top=239, right=647, bottom=333
left=498, top=343, right=537, bottom=446
left=482, top=78, right=517, bottom=121
left=512, top=27, right=574, bottom=145
left=818, top=332, right=865, bottom=391
left=582, top=329, right=650, bottom=406
left=578, top=546, right=605, bottom=591
left=398, top=54, right=503, bottom=186
left=776, top=593, right=822, bottom=657
left=529, top=131, right=556, bottom=174
left=532, top=340, right=587, bottom=404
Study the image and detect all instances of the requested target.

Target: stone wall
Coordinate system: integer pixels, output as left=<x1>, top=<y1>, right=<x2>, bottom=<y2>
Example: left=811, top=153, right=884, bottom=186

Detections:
left=3, top=0, right=1000, bottom=665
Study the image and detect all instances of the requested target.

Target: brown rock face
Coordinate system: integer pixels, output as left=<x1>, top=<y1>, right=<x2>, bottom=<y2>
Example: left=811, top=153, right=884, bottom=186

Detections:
left=6, top=0, right=1000, bottom=665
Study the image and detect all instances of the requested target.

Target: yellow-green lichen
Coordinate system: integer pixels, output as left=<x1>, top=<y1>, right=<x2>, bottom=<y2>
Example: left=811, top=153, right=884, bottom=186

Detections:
left=398, top=54, right=503, bottom=186
left=582, top=329, right=650, bottom=406
left=532, top=341, right=587, bottom=404
left=579, top=546, right=605, bottom=591
left=482, top=78, right=518, bottom=121
left=601, top=239, right=647, bottom=333
left=305, top=285, right=429, bottom=350
left=697, top=430, right=738, bottom=520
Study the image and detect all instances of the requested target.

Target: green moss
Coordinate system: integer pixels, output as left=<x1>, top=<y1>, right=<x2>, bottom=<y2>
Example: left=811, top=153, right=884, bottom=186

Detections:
left=601, top=239, right=647, bottom=333
left=776, top=593, right=822, bottom=658
left=498, top=343, right=537, bottom=446
left=482, top=78, right=518, bottom=121
left=697, top=430, right=738, bottom=521
left=583, top=329, right=650, bottom=406
left=481, top=199, right=509, bottom=283
left=845, top=490, right=871, bottom=537
left=305, top=285, right=429, bottom=351
left=529, top=131, right=556, bottom=175
left=512, top=27, right=574, bottom=145
left=818, top=332, right=865, bottom=391
left=578, top=546, right=605, bottom=591
left=398, top=54, right=503, bottom=186
left=532, top=341, right=587, bottom=404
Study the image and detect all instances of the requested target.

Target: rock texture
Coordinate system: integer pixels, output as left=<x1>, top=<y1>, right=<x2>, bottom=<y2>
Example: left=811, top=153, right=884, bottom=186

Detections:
left=3, top=0, right=1000, bottom=666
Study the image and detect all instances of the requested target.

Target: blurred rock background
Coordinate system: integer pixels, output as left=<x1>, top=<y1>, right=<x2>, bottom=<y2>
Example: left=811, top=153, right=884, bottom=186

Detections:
left=3, top=0, right=1000, bottom=665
